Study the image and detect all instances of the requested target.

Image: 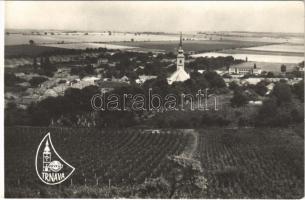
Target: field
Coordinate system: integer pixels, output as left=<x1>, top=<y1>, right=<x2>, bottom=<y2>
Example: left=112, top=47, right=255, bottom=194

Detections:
left=5, top=45, right=68, bottom=58
left=221, top=48, right=304, bottom=57
left=108, top=40, right=271, bottom=53
left=191, top=52, right=304, bottom=64
left=5, top=126, right=304, bottom=198
left=39, top=43, right=137, bottom=50
left=242, top=44, right=304, bottom=53
left=5, top=32, right=178, bottom=46
left=5, top=39, right=272, bottom=58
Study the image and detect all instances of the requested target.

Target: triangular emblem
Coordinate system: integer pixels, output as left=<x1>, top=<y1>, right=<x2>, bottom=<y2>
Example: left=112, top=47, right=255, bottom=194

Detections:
left=35, top=133, right=75, bottom=185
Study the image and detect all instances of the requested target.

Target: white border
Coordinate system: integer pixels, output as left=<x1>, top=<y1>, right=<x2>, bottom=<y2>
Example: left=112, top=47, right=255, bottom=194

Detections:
left=0, top=0, right=5, bottom=198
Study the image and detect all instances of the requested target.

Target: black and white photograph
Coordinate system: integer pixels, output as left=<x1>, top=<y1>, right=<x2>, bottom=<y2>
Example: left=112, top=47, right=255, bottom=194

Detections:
left=2, top=1, right=304, bottom=198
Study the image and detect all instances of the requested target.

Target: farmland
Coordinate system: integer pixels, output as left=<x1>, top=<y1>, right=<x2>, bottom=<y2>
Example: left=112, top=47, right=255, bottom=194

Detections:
left=5, top=45, right=68, bottom=58
left=242, top=44, right=304, bottom=53
left=5, top=32, right=178, bottom=46
left=5, top=126, right=304, bottom=198
left=108, top=40, right=271, bottom=53
left=5, top=127, right=194, bottom=197
left=39, top=43, right=137, bottom=50
left=197, top=127, right=304, bottom=199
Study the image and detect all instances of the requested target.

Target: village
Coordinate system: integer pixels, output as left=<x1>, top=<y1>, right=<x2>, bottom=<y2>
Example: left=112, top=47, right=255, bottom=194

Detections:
left=5, top=35, right=304, bottom=110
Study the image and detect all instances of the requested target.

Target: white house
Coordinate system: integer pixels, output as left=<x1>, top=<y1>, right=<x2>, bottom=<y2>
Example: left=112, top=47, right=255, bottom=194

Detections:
left=136, top=75, right=157, bottom=84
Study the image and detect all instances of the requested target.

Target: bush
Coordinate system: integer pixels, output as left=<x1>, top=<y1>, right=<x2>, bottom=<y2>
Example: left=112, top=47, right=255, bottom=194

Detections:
left=29, top=76, right=48, bottom=87
left=292, top=80, right=304, bottom=102
left=271, top=82, right=292, bottom=105
left=5, top=73, right=26, bottom=87
left=230, top=90, right=248, bottom=107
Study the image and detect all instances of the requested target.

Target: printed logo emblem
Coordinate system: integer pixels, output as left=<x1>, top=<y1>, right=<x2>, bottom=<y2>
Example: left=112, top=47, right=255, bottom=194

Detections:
left=35, top=133, right=75, bottom=185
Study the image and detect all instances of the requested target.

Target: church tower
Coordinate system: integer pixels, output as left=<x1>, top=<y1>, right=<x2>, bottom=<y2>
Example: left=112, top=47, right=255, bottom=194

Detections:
left=43, top=140, right=51, bottom=172
left=176, top=32, right=185, bottom=71
left=167, top=32, right=190, bottom=85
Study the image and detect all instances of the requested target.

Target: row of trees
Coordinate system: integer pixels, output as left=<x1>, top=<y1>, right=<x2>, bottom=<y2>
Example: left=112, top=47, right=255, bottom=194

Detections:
left=252, top=81, right=303, bottom=127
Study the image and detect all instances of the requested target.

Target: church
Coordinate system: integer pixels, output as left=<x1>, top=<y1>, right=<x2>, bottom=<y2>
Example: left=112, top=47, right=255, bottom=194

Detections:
left=167, top=33, right=190, bottom=85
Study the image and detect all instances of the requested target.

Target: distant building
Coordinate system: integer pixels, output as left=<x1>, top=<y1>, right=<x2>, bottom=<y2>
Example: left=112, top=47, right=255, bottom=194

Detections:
left=240, top=78, right=265, bottom=85
left=136, top=75, right=157, bottom=84
left=228, top=64, right=262, bottom=75
left=249, top=100, right=263, bottom=105
left=167, top=33, right=190, bottom=85
left=111, top=75, right=130, bottom=83
left=198, top=70, right=206, bottom=74
left=97, top=58, right=109, bottom=65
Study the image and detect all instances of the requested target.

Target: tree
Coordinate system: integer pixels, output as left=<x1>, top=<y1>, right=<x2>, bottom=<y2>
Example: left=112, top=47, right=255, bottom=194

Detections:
left=228, top=81, right=239, bottom=91
left=254, top=81, right=268, bottom=96
left=266, top=72, right=274, bottom=78
left=29, top=40, right=35, bottom=45
left=203, top=71, right=226, bottom=88
left=281, top=64, right=287, bottom=73
left=5, top=73, right=25, bottom=87
left=292, top=80, right=304, bottom=102
left=29, top=76, right=48, bottom=87
left=230, top=89, right=248, bottom=107
left=254, top=97, right=295, bottom=127
left=138, top=155, right=207, bottom=198
left=272, top=82, right=292, bottom=105
left=5, top=103, right=30, bottom=126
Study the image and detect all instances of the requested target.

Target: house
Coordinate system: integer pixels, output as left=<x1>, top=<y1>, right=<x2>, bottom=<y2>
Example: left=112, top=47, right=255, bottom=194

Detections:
left=266, top=83, right=275, bottom=95
left=108, top=62, right=117, bottom=67
left=43, top=89, right=58, bottom=99
left=241, top=78, right=264, bottom=85
left=119, top=75, right=130, bottom=83
left=249, top=100, right=263, bottom=105
left=136, top=75, right=157, bottom=84
left=82, top=76, right=101, bottom=84
left=198, top=70, right=206, bottom=74
left=215, top=70, right=227, bottom=76
left=97, top=58, right=109, bottom=65
left=20, top=96, right=38, bottom=107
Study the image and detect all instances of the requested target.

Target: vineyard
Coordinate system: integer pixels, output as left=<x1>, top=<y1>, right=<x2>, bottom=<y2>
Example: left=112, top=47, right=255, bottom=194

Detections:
left=5, top=126, right=194, bottom=197
left=197, top=127, right=304, bottom=199
left=5, top=126, right=304, bottom=198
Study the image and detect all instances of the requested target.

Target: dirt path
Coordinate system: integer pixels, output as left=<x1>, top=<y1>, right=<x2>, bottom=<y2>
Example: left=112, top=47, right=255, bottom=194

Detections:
left=180, top=129, right=199, bottom=158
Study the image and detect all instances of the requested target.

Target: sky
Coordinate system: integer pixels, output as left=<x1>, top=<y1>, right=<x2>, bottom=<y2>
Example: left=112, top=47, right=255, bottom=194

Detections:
left=5, top=1, right=304, bottom=33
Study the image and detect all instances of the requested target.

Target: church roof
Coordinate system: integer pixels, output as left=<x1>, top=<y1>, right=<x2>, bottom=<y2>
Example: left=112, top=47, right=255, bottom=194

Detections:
left=167, top=68, right=190, bottom=85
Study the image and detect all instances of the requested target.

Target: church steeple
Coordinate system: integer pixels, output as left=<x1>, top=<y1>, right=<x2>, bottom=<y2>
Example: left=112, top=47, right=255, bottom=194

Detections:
left=178, top=32, right=184, bottom=54
left=179, top=32, right=182, bottom=48
left=167, top=32, right=190, bottom=85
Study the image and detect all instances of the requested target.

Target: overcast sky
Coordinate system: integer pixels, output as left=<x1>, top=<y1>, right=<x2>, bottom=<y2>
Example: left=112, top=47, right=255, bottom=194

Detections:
left=5, top=1, right=304, bottom=33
